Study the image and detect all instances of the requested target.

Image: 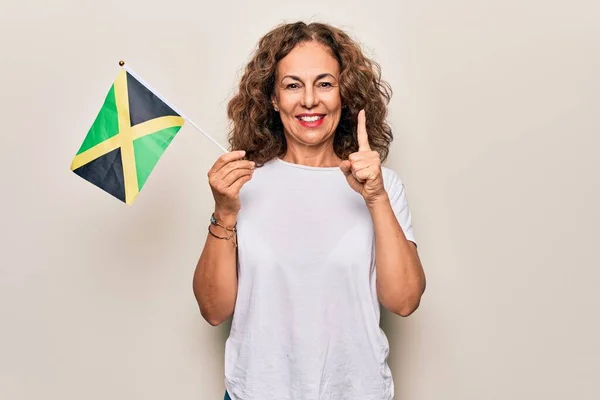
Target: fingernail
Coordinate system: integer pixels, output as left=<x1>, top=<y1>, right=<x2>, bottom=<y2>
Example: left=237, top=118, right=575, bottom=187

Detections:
left=239, top=150, right=246, bottom=156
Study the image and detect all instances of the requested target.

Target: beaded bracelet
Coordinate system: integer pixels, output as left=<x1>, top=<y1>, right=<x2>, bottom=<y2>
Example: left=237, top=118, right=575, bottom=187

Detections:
left=208, top=213, right=237, bottom=247
left=210, top=213, right=237, bottom=232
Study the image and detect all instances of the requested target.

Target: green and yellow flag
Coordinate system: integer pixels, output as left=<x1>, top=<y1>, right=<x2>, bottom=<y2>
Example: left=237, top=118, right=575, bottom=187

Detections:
left=70, top=68, right=185, bottom=205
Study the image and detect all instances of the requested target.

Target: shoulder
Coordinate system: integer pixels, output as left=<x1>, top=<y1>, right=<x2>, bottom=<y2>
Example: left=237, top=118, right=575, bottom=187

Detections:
left=254, top=157, right=279, bottom=171
left=381, top=166, right=405, bottom=193
left=247, top=158, right=278, bottom=177
left=381, top=166, right=416, bottom=241
left=239, top=158, right=280, bottom=194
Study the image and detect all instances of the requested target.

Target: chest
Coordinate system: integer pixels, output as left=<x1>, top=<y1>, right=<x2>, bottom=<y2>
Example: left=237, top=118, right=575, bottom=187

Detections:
left=236, top=175, right=375, bottom=272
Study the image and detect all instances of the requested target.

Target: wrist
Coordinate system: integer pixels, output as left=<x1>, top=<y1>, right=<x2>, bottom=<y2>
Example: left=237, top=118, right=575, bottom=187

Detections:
left=213, top=208, right=238, bottom=227
left=366, top=192, right=390, bottom=210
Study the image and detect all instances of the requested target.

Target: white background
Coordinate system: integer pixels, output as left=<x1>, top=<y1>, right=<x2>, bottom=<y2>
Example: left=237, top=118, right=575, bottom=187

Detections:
left=1, top=0, right=599, bottom=399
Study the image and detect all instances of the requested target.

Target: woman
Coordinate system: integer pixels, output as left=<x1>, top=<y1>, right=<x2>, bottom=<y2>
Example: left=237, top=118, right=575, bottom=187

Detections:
left=193, top=21, right=426, bottom=400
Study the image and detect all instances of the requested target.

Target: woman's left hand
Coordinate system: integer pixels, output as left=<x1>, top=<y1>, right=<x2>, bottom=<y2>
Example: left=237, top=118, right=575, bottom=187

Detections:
left=339, top=109, right=387, bottom=206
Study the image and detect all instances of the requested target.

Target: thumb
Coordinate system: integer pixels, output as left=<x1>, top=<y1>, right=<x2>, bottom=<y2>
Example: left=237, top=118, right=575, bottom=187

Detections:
left=339, top=160, right=352, bottom=175
left=339, top=160, right=362, bottom=193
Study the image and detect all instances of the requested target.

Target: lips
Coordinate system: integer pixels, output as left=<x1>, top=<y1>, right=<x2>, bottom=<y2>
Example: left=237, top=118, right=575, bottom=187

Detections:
left=296, top=113, right=326, bottom=128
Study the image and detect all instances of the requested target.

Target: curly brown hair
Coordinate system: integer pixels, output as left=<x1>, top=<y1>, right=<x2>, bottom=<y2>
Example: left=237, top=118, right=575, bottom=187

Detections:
left=226, top=21, right=393, bottom=166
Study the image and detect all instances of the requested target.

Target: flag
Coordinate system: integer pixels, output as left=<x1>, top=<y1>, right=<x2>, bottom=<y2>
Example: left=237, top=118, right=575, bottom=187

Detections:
left=70, top=68, right=185, bottom=205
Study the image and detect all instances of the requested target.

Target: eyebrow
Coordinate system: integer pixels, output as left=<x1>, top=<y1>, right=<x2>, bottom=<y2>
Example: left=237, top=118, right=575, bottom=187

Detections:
left=281, top=73, right=337, bottom=82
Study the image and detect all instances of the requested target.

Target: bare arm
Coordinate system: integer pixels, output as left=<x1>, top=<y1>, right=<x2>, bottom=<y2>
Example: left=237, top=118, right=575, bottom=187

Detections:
left=340, top=109, right=426, bottom=317
left=193, top=210, right=239, bottom=325
left=368, top=195, right=425, bottom=317
left=192, top=151, right=254, bottom=326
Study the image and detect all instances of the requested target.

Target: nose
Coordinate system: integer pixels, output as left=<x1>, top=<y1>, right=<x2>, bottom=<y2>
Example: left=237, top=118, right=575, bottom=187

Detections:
left=301, top=85, right=319, bottom=109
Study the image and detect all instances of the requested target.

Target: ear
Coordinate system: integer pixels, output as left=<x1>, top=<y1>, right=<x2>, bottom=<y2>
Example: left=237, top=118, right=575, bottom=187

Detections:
left=271, top=94, right=279, bottom=112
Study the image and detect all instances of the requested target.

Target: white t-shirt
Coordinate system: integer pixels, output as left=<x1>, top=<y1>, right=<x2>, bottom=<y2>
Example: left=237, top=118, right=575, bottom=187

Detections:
left=224, top=157, right=416, bottom=400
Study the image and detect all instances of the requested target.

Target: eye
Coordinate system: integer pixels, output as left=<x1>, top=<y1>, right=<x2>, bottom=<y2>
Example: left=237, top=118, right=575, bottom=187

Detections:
left=285, top=83, right=300, bottom=89
left=318, top=82, right=334, bottom=88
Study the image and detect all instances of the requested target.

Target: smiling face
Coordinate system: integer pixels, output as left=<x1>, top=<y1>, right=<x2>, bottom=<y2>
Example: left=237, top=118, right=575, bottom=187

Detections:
left=272, top=41, right=343, bottom=155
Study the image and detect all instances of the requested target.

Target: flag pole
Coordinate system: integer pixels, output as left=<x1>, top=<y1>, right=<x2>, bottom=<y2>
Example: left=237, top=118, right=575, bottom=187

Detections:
left=118, top=60, right=229, bottom=154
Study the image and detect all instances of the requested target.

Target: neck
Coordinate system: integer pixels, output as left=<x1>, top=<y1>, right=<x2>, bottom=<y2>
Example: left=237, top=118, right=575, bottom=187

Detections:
left=280, top=145, right=342, bottom=168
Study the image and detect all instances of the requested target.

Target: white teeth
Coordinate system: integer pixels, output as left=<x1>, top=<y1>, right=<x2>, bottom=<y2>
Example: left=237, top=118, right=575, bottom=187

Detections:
left=299, top=115, right=323, bottom=122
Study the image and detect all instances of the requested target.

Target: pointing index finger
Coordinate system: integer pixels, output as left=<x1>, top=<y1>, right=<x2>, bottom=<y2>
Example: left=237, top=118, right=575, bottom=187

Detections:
left=357, top=109, right=370, bottom=152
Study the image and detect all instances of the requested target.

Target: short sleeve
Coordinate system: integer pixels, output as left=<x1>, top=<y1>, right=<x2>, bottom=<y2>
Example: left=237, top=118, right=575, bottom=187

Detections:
left=382, top=168, right=417, bottom=246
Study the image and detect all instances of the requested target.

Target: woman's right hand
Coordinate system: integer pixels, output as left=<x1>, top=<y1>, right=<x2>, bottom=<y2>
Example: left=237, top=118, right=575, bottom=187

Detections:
left=207, top=150, right=255, bottom=219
